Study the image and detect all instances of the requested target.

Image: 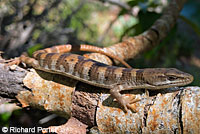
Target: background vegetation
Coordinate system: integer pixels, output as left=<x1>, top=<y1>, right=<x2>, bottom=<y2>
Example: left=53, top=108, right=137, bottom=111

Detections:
left=0, top=0, right=199, bottom=128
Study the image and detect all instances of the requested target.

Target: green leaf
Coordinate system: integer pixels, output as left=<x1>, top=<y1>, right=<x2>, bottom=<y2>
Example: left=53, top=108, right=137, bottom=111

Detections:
left=27, top=44, right=43, bottom=56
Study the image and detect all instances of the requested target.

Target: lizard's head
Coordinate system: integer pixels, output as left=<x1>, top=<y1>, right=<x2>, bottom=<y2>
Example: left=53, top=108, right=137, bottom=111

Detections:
left=141, top=68, right=194, bottom=89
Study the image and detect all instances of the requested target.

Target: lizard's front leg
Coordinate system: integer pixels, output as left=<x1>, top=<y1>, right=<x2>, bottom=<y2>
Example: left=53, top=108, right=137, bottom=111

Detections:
left=110, top=85, right=140, bottom=112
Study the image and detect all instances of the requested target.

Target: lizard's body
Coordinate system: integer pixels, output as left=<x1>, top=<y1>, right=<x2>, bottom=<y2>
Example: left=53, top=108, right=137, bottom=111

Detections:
left=19, top=45, right=194, bottom=112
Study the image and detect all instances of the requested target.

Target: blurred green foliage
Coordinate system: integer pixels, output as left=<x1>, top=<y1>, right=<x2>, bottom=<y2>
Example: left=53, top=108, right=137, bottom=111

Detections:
left=27, top=44, right=43, bottom=56
left=0, top=112, right=12, bottom=127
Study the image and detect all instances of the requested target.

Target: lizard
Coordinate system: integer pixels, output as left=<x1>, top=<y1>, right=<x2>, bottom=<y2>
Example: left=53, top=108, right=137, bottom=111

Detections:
left=18, top=44, right=194, bottom=112
left=5, top=44, right=131, bottom=68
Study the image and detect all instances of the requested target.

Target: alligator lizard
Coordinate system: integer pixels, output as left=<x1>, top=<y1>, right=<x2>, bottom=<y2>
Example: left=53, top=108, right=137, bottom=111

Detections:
left=19, top=44, right=194, bottom=112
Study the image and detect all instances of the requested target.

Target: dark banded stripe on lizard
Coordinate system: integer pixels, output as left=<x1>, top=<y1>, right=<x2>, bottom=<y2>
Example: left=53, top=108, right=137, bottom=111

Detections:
left=19, top=45, right=194, bottom=112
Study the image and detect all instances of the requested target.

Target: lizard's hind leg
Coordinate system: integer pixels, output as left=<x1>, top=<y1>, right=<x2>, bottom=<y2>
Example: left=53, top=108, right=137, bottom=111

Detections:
left=4, top=52, right=35, bottom=67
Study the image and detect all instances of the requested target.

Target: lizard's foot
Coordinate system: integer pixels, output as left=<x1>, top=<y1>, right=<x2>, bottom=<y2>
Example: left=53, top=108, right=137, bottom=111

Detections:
left=110, top=87, right=141, bottom=113
left=124, top=96, right=141, bottom=113
left=115, top=95, right=141, bottom=113
left=4, top=52, right=28, bottom=66
left=5, top=57, right=21, bottom=66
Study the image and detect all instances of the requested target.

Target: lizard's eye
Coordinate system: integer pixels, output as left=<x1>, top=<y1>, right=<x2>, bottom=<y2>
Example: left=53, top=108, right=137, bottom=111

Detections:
left=167, top=76, right=177, bottom=81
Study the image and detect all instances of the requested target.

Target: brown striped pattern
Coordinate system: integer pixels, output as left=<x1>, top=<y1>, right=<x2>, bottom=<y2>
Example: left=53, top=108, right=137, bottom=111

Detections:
left=96, top=66, right=108, bottom=84
left=136, top=69, right=145, bottom=85
left=104, top=66, right=118, bottom=84
left=121, top=68, right=132, bottom=81
left=32, top=44, right=131, bottom=68
left=55, top=53, right=71, bottom=72
left=113, top=68, right=124, bottom=83
left=35, top=52, right=126, bottom=85
left=28, top=46, right=193, bottom=90
left=45, top=53, right=57, bottom=69
left=89, top=62, right=108, bottom=83
left=74, top=57, right=94, bottom=79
